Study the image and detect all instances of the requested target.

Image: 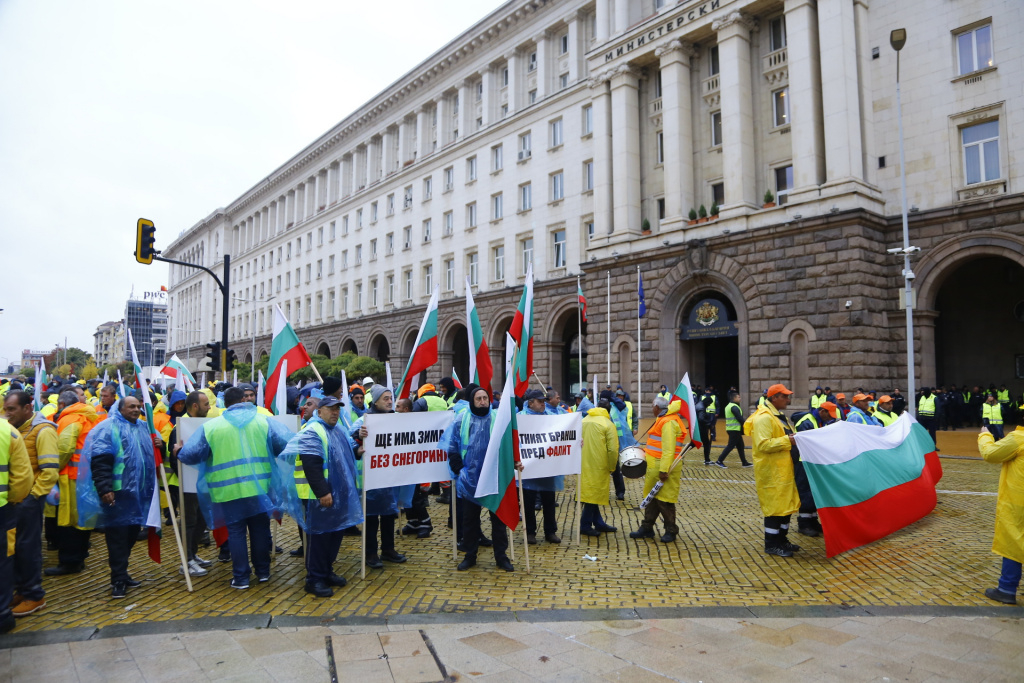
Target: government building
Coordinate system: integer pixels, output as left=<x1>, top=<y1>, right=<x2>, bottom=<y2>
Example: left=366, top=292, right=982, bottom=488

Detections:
left=164, top=0, right=1023, bottom=407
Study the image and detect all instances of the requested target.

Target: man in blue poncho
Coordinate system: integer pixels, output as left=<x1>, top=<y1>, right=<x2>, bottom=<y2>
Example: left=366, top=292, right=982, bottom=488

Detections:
left=179, top=386, right=293, bottom=590
left=520, top=389, right=562, bottom=545
left=77, top=396, right=158, bottom=599
left=280, top=396, right=361, bottom=597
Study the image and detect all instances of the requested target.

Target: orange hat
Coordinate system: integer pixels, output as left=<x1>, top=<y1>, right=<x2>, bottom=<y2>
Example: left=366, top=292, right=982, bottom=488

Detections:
left=417, top=383, right=436, bottom=398
left=835, top=393, right=846, bottom=400
left=819, top=401, right=837, bottom=418
left=878, top=395, right=893, bottom=404
left=852, top=393, right=870, bottom=403
left=766, top=383, right=793, bottom=397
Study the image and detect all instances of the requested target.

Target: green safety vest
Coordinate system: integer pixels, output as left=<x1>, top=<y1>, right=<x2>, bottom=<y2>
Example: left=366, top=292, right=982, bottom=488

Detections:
left=164, top=426, right=180, bottom=487
left=724, top=402, right=742, bottom=431
left=794, top=413, right=819, bottom=430
left=0, top=425, right=10, bottom=507
left=758, top=396, right=767, bottom=408
left=918, top=395, right=936, bottom=416
left=459, top=411, right=495, bottom=461
left=810, top=395, right=826, bottom=409
left=705, top=395, right=717, bottom=415
left=446, top=394, right=458, bottom=408
left=624, top=401, right=634, bottom=429
left=295, top=421, right=330, bottom=500
left=997, top=390, right=1010, bottom=403
left=425, top=395, right=448, bottom=412
left=984, top=403, right=1003, bottom=426
left=111, top=424, right=127, bottom=491
left=875, top=409, right=897, bottom=427
left=202, top=414, right=272, bottom=503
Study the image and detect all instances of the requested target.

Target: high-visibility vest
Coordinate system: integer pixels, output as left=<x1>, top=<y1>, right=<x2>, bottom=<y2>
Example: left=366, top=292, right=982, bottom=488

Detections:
left=624, top=401, right=634, bottom=429
left=875, top=409, right=898, bottom=427
left=57, top=405, right=98, bottom=481
left=459, top=411, right=495, bottom=461
left=202, top=414, right=272, bottom=503
left=424, top=395, right=448, bottom=412
left=295, top=421, right=330, bottom=500
left=997, top=390, right=1010, bottom=403
left=757, top=396, right=767, bottom=408
left=0, top=425, right=10, bottom=507
left=725, top=402, right=743, bottom=431
left=983, top=403, right=1003, bottom=426
left=644, top=414, right=687, bottom=459
left=705, top=395, right=717, bottom=415
left=810, top=395, right=825, bottom=409
left=795, top=413, right=819, bottom=430
left=109, top=422, right=151, bottom=492
left=657, top=391, right=671, bottom=401
left=918, top=395, right=936, bottom=417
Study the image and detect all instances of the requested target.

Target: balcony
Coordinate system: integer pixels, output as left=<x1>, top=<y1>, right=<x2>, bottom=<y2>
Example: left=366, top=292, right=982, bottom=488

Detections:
left=701, top=74, right=720, bottom=106
left=763, top=47, right=788, bottom=85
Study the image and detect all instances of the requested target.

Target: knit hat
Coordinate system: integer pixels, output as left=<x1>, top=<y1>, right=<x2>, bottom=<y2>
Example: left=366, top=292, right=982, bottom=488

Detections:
left=369, top=384, right=389, bottom=406
left=349, top=384, right=365, bottom=397
left=417, top=383, right=436, bottom=398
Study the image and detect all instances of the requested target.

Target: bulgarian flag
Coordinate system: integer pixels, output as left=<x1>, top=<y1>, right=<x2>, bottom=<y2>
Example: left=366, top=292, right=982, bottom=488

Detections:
left=452, top=369, right=463, bottom=390
left=396, top=286, right=439, bottom=400
left=475, top=334, right=522, bottom=530
left=127, top=327, right=165, bottom=563
left=508, top=263, right=534, bottom=398
left=159, top=353, right=196, bottom=386
left=794, top=413, right=942, bottom=557
left=33, top=362, right=46, bottom=411
left=465, top=278, right=493, bottom=395
left=670, top=372, right=703, bottom=449
left=265, top=305, right=313, bottom=414
left=256, top=369, right=265, bottom=408
left=577, top=277, right=587, bottom=323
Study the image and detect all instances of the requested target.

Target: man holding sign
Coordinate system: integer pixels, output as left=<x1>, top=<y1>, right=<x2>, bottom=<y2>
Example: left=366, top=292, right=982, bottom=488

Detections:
left=520, top=389, right=562, bottom=545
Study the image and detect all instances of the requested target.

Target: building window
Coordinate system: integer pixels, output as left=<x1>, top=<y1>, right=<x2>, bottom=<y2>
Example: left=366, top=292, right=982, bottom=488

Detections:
left=341, top=250, right=348, bottom=269
left=355, top=245, right=362, bottom=265
left=550, top=118, right=563, bottom=147
left=492, top=193, right=503, bottom=220
left=445, top=259, right=455, bottom=291
left=422, top=219, right=432, bottom=243
left=520, top=183, right=532, bottom=212
left=492, top=144, right=503, bottom=171
left=521, top=238, right=533, bottom=275
left=305, top=264, right=312, bottom=283
left=328, top=289, right=335, bottom=316
left=559, top=73, right=569, bottom=89
left=657, top=198, right=666, bottom=220
left=476, top=81, right=483, bottom=101
left=355, top=283, right=363, bottom=310
left=582, top=105, right=593, bottom=135
left=386, top=275, right=394, bottom=304
left=957, top=24, right=992, bottom=76
left=711, top=111, right=722, bottom=146
left=528, top=89, right=537, bottom=104
left=420, top=176, right=431, bottom=201
left=528, top=51, right=537, bottom=72
left=317, top=226, right=323, bottom=245
left=773, top=87, right=789, bottom=127
left=306, top=232, right=312, bottom=251
left=342, top=215, right=349, bottom=235
left=444, top=211, right=454, bottom=236
left=559, top=33, right=569, bottom=54
left=370, top=279, right=378, bottom=308
left=709, top=45, right=720, bottom=76
left=386, top=232, right=394, bottom=255
left=712, top=182, right=725, bottom=207
left=403, top=226, right=412, bottom=249
left=583, top=160, right=594, bottom=191
left=316, top=259, right=322, bottom=279
left=962, top=120, right=1000, bottom=185
left=493, top=245, right=505, bottom=282
left=402, top=186, right=412, bottom=209
left=467, top=202, right=478, bottom=228
left=443, top=166, right=454, bottom=192
left=467, top=156, right=478, bottom=182
left=501, top=104, right=509, bottom=118
left=585, top=220, right=595, bottom=241
left=551, top=171, right=564, bottom=201
left=404, top=270, right=412, bottom=300
left=287, top=242, right=292, bottom=259
left=356, top=208, right=363, bottom=228
left=372, top=201, right=380, bottom=221
left=276, top=275, right=281, bottom=293
left=468, top=252, right=479, bottom=286
left=424, top=264, right=433, bottom=292
left=316, top=294, right=323, bottom=319
left=370, top=238, right=378, bottom=260
left=518, top=132, right=531, bottom=160
left=341, top=288, right=348, bottom=313
left=653, top=70, right=663, bottom=98
left=328, top=255, right=335, bottom=274
left=656, top=132, right=664, bottom=164
left=775, top=165, right=794, bottom=204
left=552, top=230, right=566, bottom=269
left=769, top=16, right=787, bottom=51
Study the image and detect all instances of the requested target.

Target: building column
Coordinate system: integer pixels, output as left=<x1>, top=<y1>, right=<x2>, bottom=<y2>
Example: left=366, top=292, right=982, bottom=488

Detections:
left=714, top=10, right=757, bottom=214
left=614, top=0, right=628, bottom=35
left=327, top=163, right=337, bottom=205
left=534, top=31, right=548, bottom=100
left=480, top=68, right=493, bottom=127
left=367, top=137, right=381, bottom=184
left=591, top=73, right=613, bottom=236
left=609, top=64, right=641, bottom=237
left=436, top=95, right=451, bottom=149
left=415, top=107, right=429, bottom=160
left=353, top=145, right=366, bottom=191
left=784, top=0, right=825, bottom=200
left=397, top=118, right=409, bottom=166
left=595, top=0, right=610, bottom=42
left=506, top=52, right=519, bottom=115
left=565, top=11, right=582, bottom=83
left=382, top=127, right=395, bottom=176
left=817, top=0, right=864, bottom=185
left=312, top=173, right=322, bottom=213
left=854, top=0, right=875, bottom=188
left=340, top=156, right=352, bottom=198
left=457, top=81, right=471, bottom=139
left=655, top=39, right=695, bottom=225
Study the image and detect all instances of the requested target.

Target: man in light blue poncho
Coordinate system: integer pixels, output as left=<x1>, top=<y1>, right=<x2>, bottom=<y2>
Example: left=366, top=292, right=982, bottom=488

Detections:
left=279, top=396, right=361, bottom=597
left=179, top=386, right=293, bottom=590
left=520, top=389, right=562, bottom=545
left=76, top=396, right=158, bottom=599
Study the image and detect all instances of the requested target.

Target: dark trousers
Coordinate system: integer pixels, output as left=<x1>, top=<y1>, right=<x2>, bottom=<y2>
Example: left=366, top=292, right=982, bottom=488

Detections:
left=523, top=490, right=556, bottom=536
left=306, top=527, right=343, bottom=584
left=182, top=492, right=207, bottom=559
left=460, top=498, right=509, bottom=562
left=640, top=499, right=678, bottom=535
left=988, top=424, right=1005, bottom=441
left=580, top=503, right=606, bottom=530
left=104, top=525, right=138, bottom=584
left=790, top=453, right=817, bottom=514
left=226, top=512, right=271, bottom=582
left=45, top=514, right=57, bottom=549
left=404, top=487, right=432, bottom=530
left=365, top=514, right=396, bottom=557
left=0, top=506, right=15, bottom=622
left=999, top=557, right=1022, bottom=595
left=718, top=431, right=748, bottom=465
left=56, top=525, right=91, bottom=566
left=164, top=485, right=179, bottom=522
left=764, top=514, right=791, bottom=548
left=701, top=422, right=716, bottom=461
left=611, top=465, right=625, bottom=497
left=14, top=495, right=45, bottom=601
left=918, top=415, right=937, bottom=447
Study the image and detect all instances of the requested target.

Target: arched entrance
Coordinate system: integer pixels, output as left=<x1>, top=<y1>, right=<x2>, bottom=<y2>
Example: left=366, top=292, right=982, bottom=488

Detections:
left=340, top=338, right=357, bottom=356
left=368, top=334, right=390, bottom=363
left=446, top=324, right=470, bottom=387
left=677, top=290, right=741, bottom=402
left=315, top=342, right=331, bottom=358
left=545, top=306, right=587, bottom=399
left=490, top=314, right=516, bottom=388
left=244, top=352, right=253, bottom=364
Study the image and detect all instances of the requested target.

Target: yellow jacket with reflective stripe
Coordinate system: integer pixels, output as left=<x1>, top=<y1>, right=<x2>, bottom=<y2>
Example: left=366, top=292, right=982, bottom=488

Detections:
left=979, top=427, right=1024, bottom=565
left=642, top=401, right=688, bottom=503
left=751, top=404, right=800, bottom=517
left=984, top=403, right=1004, bottom=426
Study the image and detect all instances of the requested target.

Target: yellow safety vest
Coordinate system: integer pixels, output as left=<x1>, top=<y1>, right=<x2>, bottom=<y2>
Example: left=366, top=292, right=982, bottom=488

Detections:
left=918, top=395, right=936, bottom=417
left=983, top=403, right=1003, bottom=426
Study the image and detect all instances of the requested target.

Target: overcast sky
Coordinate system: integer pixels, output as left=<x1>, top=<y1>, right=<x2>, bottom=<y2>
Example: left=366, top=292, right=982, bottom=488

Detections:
left=0, top=0, right=506, bottom=369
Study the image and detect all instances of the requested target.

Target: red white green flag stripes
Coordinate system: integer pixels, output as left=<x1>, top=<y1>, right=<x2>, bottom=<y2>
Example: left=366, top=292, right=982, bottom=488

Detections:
left=127, top=326, right=165, bottom=562
left=159, top=354, right=196, bottom=385
left=265, top=305, right=313, bottom=414
left=793, top=413, right=943, bottom=557
left=465, top=278, right=493, bottom=395
left=670, top=372, right=703, bottom=449
left=508, top=262, right=534, bottom=398
left=396, top=286, right=440, bottom=400
left=475, top=333, right=522, bottom=530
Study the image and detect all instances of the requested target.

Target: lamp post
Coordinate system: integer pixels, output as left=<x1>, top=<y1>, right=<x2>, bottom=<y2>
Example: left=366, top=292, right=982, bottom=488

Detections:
left=232, top=295, right=276, bottom=382
left=891, top=28, right=917, bottom=415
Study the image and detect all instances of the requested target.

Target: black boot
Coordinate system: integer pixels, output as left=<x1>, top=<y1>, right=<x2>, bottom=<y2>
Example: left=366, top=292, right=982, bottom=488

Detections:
left=764, top=532, right=793, bottom=557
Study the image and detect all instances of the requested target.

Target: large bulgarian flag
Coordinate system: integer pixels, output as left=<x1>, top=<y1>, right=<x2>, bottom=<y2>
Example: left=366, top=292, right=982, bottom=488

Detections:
left=159, top=353, right=196, bottom=386
left=508, top=262, right=534, bottom=398
left=465, top=278, right=493, bottom=395
left=475, top=333, right=522, bottom=530
left=127, top=327, right=165, bottom=562
left=396, top=286, right=439, bottom=400
left=670, top=372, right=703, bottom=449
left=265, top=305, right=313, bottom=414
left=794, top=412, right=943, bottom=557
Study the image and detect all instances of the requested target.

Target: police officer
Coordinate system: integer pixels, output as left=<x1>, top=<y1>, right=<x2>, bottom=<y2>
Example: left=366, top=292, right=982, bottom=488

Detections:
left=714, top=391, right=750, bottom=468
left=918, top=387, right=938, bottom=446
left=983, top=393, right=1005, bottom=441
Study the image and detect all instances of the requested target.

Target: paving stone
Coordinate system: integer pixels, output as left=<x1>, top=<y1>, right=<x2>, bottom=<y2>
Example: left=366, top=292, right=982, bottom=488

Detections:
left=123, top=633, right=186, bottom=659
left=387, top=654, right=444, bottom=683
left=133, top=649, right=202, bottom=682
left=196, top=649, right=263, bottom=680
left=459, top=631, right=529, bottom=657
left=379, top=629, right=430, bottom=658
left=256, top=650, right=328, bottom=681
left=333, top=657, right=394, bottom=679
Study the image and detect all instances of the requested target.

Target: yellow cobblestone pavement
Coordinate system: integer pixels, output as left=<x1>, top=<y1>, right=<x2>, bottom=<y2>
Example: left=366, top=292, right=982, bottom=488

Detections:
left=6, top=449, right=1006, bottom=635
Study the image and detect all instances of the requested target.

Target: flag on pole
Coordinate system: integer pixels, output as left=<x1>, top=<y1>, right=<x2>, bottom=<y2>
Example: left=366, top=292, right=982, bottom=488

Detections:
left=466, top=278, right=493, bottom=395
left=638, top=270, right=646, bottom=318
left=508, top=263, right=534, bottom=398
left=452, top=368, right=463, bottom=390
left=669, top=372, right=703, bottom=449
left=475, top=334, right=522, bottom=529
left=794, top=413, right=943, bottom=557
left=396, top=286, right=440, bottom=400
left=159, top=354, right=197, bottom=385
left=256, top=370, right=265, bottom=407
left=385, top=362, right=394, bottom=394
left=127, top=327, right=165, bottom=563
left=174, top=370, right=186, bottom=396
left=577, top=278, right=588, bottom=323
left=274, top=360, right=288, bottom=416
left=33, top=362, right=45, bottom=411
left=232, top=369, right=237, bottom=386
left=102, top=369, right=109, bottom=386
left=116, top=370, right=127, bottom=399
left=265, top=305, right=313, bottom=413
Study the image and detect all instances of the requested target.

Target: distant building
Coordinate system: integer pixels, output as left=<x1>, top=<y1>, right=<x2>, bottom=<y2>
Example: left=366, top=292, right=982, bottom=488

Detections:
left=20, top=349, right=49, bottom=371
left=124, top=297, right=168, bottom=367
left=93, top=320, right=125, bottom=367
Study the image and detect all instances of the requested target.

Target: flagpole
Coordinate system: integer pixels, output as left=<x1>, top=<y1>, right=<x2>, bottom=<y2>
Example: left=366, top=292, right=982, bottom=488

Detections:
left=177, top=458, right=189, bottom=585
left=577, top=276, right=584, bottom=393
left=451, top=494, right=458, bottom=562
left=637, top=265, right=642, bottom=426
left=606, top=271, right=611, bottom=387
left=516, top=471, right=530, bottom=574
left=361, top=487, right=367, bottom=580
left=159, top=454, right=192, bottom=591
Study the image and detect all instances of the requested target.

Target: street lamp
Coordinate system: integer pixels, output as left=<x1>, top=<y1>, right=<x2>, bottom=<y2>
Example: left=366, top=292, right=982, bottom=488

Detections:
left=891, top=28, right=917, bottom=415
left=232, top=295, right=276, bottom=381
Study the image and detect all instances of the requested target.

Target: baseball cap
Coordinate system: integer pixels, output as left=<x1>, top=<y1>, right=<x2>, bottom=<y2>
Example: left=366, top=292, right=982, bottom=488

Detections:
left=766, top=383, right=793, bottom=397
left=819, top=401, right=837, bottom=418
left=878, top=395, right=892, bottom=403
left=852, top=393, right=870, bottom=403
left=835, top=392, right=846, bottom=400
left=318, top=396, right=342, bottom=408
left=524, top=389, right=546, bottom=401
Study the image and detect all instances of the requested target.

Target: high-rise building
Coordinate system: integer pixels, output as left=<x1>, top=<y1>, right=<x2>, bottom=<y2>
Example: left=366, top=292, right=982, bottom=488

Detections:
left=93, top=320, right=125, bottom=367
left=125, top=299, right=167, bottom=367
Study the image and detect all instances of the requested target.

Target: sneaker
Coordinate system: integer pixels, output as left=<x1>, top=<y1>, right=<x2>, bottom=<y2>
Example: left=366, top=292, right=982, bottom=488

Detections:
left=703, top=461, right=711, bottom=466
left=527, top=534, right=538, bottom=545
left=401, top=524, right=420, bottom=535
left=780, top=540, right=802, bottom=552
left=764, top=545, right=794, bottom=558
left=257, top=574, right=271, bottom=583
left=742, top=463, right=754, bottom=468
left=797, top=525, right=821, bottom=538
left=595, top=522, right=617, bottom=533
left=660, top=532, right=677, bottom=543
left=327, top=573, right=348, bottom=587
left=11, top=594, right=23, bottom=607
left=111, top=582, right=127, bottom=599
left=192, top=555, right=213, bottom=568
left=544, top=533, right=562, bottom=544
left=289, top=547, right=304, bottom=557
left=124, top=578, right=142, bottom=588
left=366, top=556, right=384, bottom=570
left=180, top=560, right=208, bottom=577
left=381, top=550, right=407, bottom=563
left=984, top=587, right=1017, bottom=605
left=496, top=557, right=515, bottom=572
left=44, top=563, right=84, bottom=576
left=712, top=461, right=727, bottom=469
left=416, top=528, right=432, bottom=539
left=629, top=527, right=655, bottom=539
left=304, top=581, right=333, bottom=598
left=12, top=599, right=46, bottom=617
left=457, top=556, right=476, bottom=571
left=230, top=578, right=250, bottom=590
left=580, top=527, right=601, bottom=537
left=218, top=547, right=231, bottom=562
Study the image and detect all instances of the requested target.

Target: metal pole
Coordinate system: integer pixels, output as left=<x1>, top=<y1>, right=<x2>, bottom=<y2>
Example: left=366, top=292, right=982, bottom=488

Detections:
left=251, top=332, right=256, bottom=383
left=577, top=276, right=584, bottom=393
left=606, top=271, right=611, bottom=386
left=895, top=52, right=916, bottom=415
left=222, top=255, right=231, bottom=384
left=636, top=265, right=641, bottom=425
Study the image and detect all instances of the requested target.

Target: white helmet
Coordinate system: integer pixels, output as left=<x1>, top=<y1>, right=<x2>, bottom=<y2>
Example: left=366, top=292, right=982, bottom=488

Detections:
left=362, top=376, right=375, bottom=386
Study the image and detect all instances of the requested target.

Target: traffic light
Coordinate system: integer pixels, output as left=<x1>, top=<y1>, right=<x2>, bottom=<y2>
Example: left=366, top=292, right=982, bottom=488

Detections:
left=225, top=348, right=238, bottom=372
left=205, top=342, right=221, bottom=372
left=136, top=218, right=157, bottom=264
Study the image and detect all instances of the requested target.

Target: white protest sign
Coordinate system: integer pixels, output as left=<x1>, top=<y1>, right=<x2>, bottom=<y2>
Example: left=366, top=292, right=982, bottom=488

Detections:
left=176, top=414, right=300, bottom=493
left=517, top=413, right=583, bottom=479
left=362, top=411, right=455, bottom=490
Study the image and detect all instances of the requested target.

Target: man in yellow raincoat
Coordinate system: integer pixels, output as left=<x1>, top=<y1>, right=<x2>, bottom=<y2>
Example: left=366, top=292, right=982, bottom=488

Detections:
left=751, top=383, right=801, bottom=558
left=579, top=397, right=618, bottom=537
left=978, top=423, right=1024, bottom=604
left=630, top=396, right=689, bottom=543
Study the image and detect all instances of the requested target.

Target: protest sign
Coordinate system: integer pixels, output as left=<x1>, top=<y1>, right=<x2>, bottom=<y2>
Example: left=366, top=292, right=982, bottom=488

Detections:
left=517, top=413, right=582, bottom=480
left=362, top=411, right=455, bottom=490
